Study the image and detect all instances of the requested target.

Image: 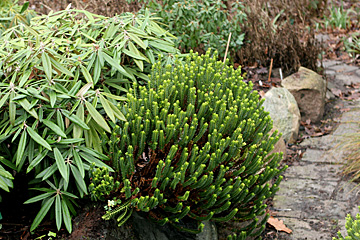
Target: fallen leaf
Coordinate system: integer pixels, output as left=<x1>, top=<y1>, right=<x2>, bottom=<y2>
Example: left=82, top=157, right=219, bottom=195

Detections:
left=267, top=216, right=292, bottom=233
left=340, top=108, right=351, bottom=113
left=331, top=88, right=342, bottom=97
left=259, top=90, right=265, bottom=98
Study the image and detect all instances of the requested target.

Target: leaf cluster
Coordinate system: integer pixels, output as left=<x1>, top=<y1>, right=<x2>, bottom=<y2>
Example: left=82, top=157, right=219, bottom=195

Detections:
left=0, top=1, right=36, bottom=36
left=102, top=49, right=287, bottom=237
left=135, top=0, right=246, bottom=58
left=0, top=5, right=179, bottom=233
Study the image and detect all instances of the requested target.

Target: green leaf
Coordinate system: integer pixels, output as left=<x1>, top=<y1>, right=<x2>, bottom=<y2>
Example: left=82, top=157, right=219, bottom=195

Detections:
left=27, top=127, right=52, bottom=151
left=80, top=64, right=93, bottom=85
left=41, top=52, right=52, bottom=81
left=109, top=101, right=126, bottom=121
left=0, top=168, right=13, bottom=180
left=18, top=70, right=32, bottom=88
left=72, top=152, right=84, bottom=180
left=70, top=165, right=87, bottom=194
left=20, top=2, right=30, bottom=14
left=18, top=98, right=38, bottom=119
left=62, top=110, right=90, bottom=130
left=85, top=101, right=111, bottom=133
left=49, top=57, right=74, bottom=77
left=99, top=94, right=115, bottom=123
left=16, top=130, right=27, bottom=167
left=42, top=119, right=67, bottom=138
left=9, top=92, right=16, bottom=126
left=62, top=199, right=72, bottom=233
left=128, top=32, right=147, bottom=50
left=30, top=196, right=55, bottom=232
left=102, top=52, right=133, bottom=79
left=54, top=148, right=68, bottom=182
left=73, top=104, right=84, bottom=139
left=55, top=194, right=62, bottom=230
left=24, top=191, right=55, bottom=204
left=58, top=138, right=84, bottom=144
left=0, top=177, right=9, bottom=192
left=27, top=150, right=49, bottom=173
left=49, top=91, right=56, bottom=107
left=0, top=91, right=10, bottom=110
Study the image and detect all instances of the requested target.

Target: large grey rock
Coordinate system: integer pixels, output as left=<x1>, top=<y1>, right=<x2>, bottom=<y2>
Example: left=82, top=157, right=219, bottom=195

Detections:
left=282, top=67, right=327, bottom=122
left=262, top=87, right=300, bottom=143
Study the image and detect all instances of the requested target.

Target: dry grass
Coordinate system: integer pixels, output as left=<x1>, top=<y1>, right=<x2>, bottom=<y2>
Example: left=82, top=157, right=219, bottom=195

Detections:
left=338, top=131, right=360, bottom=186
left=236, top=0, right=324, bottom=75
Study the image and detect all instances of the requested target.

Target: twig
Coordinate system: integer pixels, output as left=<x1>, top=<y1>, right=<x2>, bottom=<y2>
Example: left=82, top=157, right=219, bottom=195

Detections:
left=268, top=58, right=273, bottom=82
left=223, top=32, right=232, bottom=64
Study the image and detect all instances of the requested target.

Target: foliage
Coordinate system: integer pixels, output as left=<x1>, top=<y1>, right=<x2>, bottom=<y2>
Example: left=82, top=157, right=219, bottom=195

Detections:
left=89, top=164, right=120, bottom=201
left=344, top=33, right=360, bottom=58
left=333, top=206, right=360, bottom=240
left=94, top=49, right=286, bottom=237
left=0, top=6, right=178, bottom=233
left=0, top=1, right=36, bottom=36
left=134, top=0, right=246, bottom=58
left=322, top=1, right=354, bottom=30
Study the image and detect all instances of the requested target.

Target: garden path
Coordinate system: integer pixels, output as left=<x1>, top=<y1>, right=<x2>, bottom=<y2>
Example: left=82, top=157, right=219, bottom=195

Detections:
left=272, top=61, right=360, bottom=239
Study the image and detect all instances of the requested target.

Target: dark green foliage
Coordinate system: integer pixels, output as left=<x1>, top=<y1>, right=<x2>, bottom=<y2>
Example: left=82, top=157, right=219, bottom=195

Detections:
left=0, top=6, right=178, bottom=233
left=136, top=0, right=246, bottom=58
left=100, top=49, right=286, bottom=236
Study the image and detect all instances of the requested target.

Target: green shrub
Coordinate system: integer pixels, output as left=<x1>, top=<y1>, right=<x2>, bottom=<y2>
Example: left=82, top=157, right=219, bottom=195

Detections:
left=95, top=49, right=287, bottom=237
left=0, top=1, right=36, bottom=36
left=333, top=207, right=360, bottom=240
left=0, top=7, right=178, bottom=233
left=134, top=0, right=246, bottom=58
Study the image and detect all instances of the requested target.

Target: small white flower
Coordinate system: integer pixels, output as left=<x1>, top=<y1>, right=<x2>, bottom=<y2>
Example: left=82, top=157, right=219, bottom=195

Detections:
left=108, top=200, right=115, bottom=207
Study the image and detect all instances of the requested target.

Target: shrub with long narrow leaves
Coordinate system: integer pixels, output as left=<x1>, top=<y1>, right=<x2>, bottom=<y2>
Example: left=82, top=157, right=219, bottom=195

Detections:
left=0, top=1, right=36, bottom=36
left=0, top=6, right=179, bottom=233
left=96, top=50, right=287, bottom=237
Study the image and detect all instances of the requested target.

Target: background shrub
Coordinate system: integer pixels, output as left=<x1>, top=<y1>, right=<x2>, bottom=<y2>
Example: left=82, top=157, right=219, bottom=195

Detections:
left=0, top=6, right=178, bottom=232
left=141, top=0, right=246, bottom=59
left=95, top=50, right=287, bottom=237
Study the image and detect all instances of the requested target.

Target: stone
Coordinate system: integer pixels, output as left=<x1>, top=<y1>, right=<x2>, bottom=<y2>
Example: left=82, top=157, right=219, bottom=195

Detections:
left=282, top=67, right=327, bottom=122
left=328, top=64, right=358, bottom=73
left=262, top=87, right=300, bottom=143
left=321, top=60, right=341, bottom=69
left=335, top=73, right=360, bottom=86
left=315, top=33, right=331, bottom=44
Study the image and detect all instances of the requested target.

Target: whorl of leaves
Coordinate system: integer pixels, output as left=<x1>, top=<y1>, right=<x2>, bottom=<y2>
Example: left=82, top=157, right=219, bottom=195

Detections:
left=103, top=50, right=287, bottom=236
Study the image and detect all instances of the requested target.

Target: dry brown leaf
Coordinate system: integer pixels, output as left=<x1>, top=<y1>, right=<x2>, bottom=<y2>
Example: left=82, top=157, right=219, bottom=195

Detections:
left=267, top=216, right=292, bottom=234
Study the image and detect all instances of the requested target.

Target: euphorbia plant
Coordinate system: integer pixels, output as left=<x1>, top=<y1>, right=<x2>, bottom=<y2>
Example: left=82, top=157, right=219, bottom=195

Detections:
left=94, top=49, right=287, bottom=238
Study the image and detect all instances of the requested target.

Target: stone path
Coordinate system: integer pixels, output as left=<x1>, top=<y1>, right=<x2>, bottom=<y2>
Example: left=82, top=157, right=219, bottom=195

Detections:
left=272, top=61, right=360, bottom=239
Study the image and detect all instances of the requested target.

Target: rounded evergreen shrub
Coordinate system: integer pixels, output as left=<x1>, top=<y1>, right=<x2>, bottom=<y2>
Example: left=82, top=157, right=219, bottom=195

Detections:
left=98, top=49, right=287, bottom=237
